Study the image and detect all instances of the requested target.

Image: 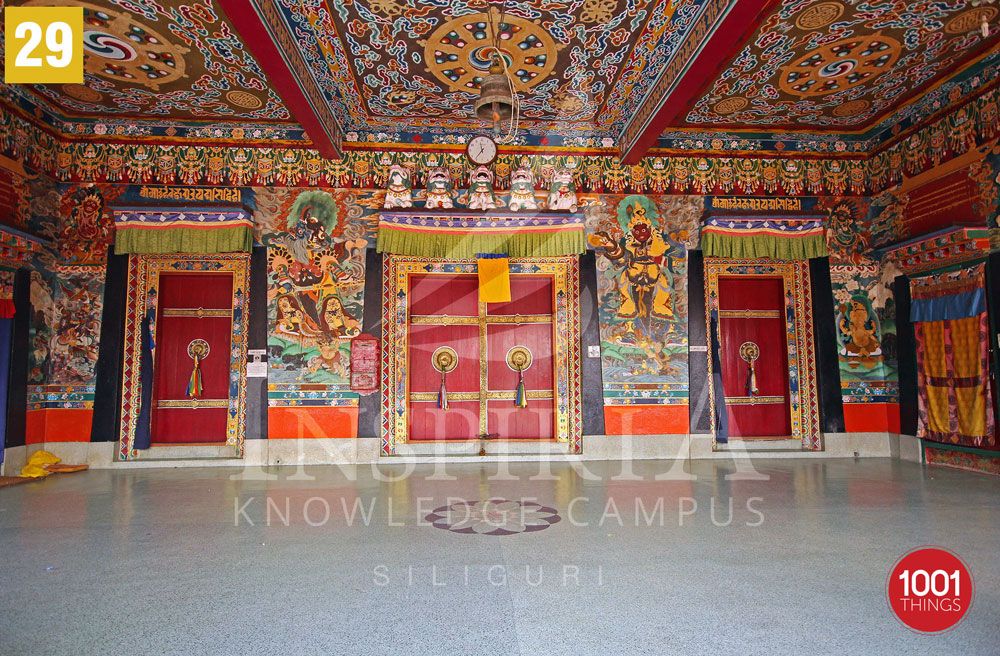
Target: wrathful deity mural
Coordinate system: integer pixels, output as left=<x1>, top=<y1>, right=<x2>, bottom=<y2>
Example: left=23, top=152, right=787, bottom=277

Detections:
left=587, top=195, right=701, bottom=405
left=29, top=271, right=105, bottom=386
left=259, top=189, right=369, bottom=386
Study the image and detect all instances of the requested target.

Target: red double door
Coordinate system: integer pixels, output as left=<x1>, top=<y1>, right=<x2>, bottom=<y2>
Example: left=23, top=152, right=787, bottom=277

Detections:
left=717, top=277, right=792, bottom=439
left=149, top=273, right=233, bottom=444
left=407, top=274, right=555, bottom=441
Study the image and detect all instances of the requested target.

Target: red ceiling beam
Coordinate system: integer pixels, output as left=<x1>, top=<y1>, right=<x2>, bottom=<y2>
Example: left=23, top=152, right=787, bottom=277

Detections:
left=619, top=0, right=779, bottom=164
left=218, top=0, right=342, bottom=159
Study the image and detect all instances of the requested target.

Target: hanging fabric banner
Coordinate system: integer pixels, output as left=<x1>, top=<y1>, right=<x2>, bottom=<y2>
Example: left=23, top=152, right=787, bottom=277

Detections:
left=477, top=254, right=511, bottom=303
left=910, top=263, right=995, bottom=449
left=709, top=309, right=729, bottom=444
left=909, top=263, right=987, bottom=322
left=113, top=207, right=253, bottom=254
left=376, top=211, right=586, bottom=258
left=700, top=215, right=827, bottom=260
left=133, top=301, right=156, bottom=451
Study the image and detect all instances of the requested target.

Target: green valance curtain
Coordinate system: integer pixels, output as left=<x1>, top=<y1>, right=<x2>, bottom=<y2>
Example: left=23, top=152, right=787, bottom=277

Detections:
left=113, top=208, right=253, bottom=255
left=700, top=216, right=827, bottom=260
left=376, top=212, right=586, bottom=259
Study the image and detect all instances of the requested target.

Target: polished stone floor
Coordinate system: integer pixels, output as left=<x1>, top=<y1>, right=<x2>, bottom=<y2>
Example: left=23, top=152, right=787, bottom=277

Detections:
left=0, top=458, right=998, bottom=655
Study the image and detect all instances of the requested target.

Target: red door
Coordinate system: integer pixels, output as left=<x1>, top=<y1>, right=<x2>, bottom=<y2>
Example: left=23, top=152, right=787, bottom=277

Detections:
left=717, top=277, right=791, bottom=439
left=149, top=273, right=233, bottom=444
left=408, top=275, right=481, bottom=440
left=406, top=273, right=555, bottom=440
left=486, top=276, right=554, bottom=439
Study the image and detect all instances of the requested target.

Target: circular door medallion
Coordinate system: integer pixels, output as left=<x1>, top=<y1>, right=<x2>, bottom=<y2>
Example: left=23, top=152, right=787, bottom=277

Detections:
left=506, top=345, right=533, bottom=372
left=739, top=341, right=760, bottom=363
left=431, top=346, right=459, bottom=373
left=187, top=339, right=210, bottom=360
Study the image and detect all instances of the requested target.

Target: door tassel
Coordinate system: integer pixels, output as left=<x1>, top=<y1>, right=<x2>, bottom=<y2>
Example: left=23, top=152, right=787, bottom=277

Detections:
left=514, top=367, right=528, bottom=408
left=438, top=370, right=449, bottom=411
left=745, top=360, right=758, bottom=397
left=186, top=354, right=203, bottom=399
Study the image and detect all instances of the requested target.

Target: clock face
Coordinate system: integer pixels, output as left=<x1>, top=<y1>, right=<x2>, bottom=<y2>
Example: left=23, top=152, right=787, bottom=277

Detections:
left=467, top=135, right=497, bottom=165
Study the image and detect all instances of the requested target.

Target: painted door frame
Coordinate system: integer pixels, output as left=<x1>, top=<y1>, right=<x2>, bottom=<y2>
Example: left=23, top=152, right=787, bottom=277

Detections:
left=704, top=258, right=822, bottom=450
left=117, top=253, right=250, bottom=460
left=381, top=255, right=582, bottom=455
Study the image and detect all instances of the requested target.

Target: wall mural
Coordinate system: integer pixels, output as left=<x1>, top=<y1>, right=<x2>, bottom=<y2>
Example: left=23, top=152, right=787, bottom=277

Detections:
left=586, top=194, right=701, bottom=406
left=822, top=197, right=898, bottom=405
left=23, top=181, right=112, bottom=411
left=10, top=169, right=913, bottom=426
left=257, top=188, right=373, bottom=402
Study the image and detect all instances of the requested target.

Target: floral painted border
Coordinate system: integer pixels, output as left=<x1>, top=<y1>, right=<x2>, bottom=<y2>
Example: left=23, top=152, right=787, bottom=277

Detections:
left=704, top=259, right=821, bottom=450
left=118, top=253, right=250, bottom=460
left=381, top=256, right=582, bottom=455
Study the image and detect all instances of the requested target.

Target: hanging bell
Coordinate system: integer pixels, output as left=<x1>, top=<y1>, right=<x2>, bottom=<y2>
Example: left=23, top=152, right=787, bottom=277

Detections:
left=474, top=57, right=513, bottom=127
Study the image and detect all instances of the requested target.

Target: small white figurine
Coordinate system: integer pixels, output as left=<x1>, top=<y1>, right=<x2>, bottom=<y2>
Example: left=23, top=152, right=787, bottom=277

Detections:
left=546, top=168, right=578, bottom=211
left=507, top=164, right=538, bottom=211
left=383, top=164, right=413, bottom=208
left=424, top=167, right=455, bottom=209
left=466, top=166, right=501, bottom=210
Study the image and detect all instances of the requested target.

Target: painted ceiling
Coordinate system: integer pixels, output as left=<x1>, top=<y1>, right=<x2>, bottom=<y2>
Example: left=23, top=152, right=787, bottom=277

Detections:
left=267, top=0, right=701, bottom=141
left=685, top=0, right=1000, bottom=131
left=1, top=0, right=298, bottom=134
left=0, top=0, right=996, bottom=154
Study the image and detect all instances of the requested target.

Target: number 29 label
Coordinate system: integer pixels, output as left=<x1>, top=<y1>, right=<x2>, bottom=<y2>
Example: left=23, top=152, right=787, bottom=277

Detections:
left=5, top=7, right=83, bottom=84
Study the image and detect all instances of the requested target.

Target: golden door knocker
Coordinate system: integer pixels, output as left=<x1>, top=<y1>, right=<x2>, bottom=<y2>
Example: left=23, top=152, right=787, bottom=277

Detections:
left=431, top=346, right=458, bottom=410
left=506, top=346, right=532, bottom=408
left=739, top=341, right=760, bottom=397
left=186, top=339, right=210, bottom=398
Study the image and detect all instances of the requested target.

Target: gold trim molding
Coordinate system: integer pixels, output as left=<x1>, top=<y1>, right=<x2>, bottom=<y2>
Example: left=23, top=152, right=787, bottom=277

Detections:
left=156, top=398, right=229, bottom=408
left=162, top=307, right=232, bottom=318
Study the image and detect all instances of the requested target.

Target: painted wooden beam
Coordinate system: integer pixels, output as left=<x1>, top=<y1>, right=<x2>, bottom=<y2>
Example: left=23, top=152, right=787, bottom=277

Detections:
left=218, top=0, right=343, bottom=159
left=619, top=0, right=778, bottom=164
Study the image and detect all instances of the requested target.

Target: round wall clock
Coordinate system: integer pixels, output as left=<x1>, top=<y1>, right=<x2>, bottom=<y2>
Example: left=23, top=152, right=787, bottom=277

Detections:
left=466, top=135, right=498, bottom=165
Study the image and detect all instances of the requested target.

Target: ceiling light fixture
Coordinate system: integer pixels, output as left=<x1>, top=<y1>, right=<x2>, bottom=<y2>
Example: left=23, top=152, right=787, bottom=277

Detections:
left=474, top=5, right=520, bottom=143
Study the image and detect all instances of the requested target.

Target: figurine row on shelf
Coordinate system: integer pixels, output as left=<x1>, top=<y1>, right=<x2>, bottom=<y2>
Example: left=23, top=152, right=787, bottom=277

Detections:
left=383, top=163, right=579, bottom=212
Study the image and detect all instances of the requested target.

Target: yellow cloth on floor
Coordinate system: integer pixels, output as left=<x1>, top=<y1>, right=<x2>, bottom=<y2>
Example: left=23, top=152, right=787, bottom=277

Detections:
left=477, top=257, right=511, bottom=303
left=20, top=450, right=60, bottom=478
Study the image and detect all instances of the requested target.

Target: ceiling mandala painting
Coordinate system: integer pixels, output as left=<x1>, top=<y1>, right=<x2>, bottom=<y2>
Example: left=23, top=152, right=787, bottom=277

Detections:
left=686, top=0, right=1000, bottom=130
left=5, top=0, right=291, bottom=123
left=271, top=0, right=697, bottom=138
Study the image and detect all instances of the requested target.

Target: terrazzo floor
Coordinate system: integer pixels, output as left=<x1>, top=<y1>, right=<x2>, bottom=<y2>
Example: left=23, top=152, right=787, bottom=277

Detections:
left=0, top=458, right=998, bottom=655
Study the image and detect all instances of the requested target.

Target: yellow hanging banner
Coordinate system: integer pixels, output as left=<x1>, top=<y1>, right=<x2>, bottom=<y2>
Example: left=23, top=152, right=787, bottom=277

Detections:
left=477, top=257, right=511, bottom=303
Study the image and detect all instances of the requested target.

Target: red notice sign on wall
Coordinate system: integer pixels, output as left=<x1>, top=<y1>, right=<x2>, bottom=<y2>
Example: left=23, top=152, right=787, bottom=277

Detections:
left=350, top=333, right=379, bottom=395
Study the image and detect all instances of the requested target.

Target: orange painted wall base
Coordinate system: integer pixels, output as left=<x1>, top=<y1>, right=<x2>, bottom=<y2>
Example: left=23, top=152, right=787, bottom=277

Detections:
left=603, top=405, right=689, bottom=435
left=267, top=406, right=358, bottom=439
left=26, top=409, right=94, bottom=443
left=843, top=403, right=901, bottom=433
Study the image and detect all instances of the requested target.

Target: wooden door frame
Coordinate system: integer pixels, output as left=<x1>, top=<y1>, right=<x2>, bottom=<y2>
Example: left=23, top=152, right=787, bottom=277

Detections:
left=117, top=254, right=250, bottom=460
left=704, top=258, right=822, bottom=450
left=381, top=256, right=582, bottom=455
